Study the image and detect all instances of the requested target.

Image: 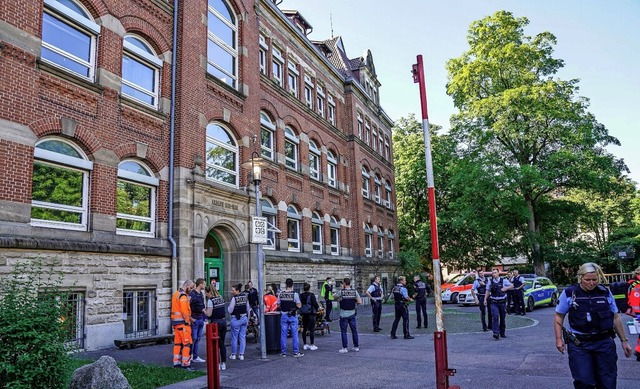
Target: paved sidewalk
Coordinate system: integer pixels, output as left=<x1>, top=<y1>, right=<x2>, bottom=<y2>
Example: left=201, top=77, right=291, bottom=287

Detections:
left=77, top=301, right=640, bottom=389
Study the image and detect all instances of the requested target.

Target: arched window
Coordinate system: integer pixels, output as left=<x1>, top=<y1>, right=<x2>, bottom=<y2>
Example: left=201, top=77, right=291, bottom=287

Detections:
left=385, top=180, right=393, bottom=209
left=205, top=123, right=238, bottom=187
left=287, top=205, right=301, bottom=252
left=374, top=174, right=382, bottom=204
left=309, top=140, right=321, bottom=181
left=261, top=198, right=277, bottom=250
left=361, top=166, right=370, bottom=198
left=117, top=160, right=158, bottom=236
left=284, top=126, right=299, bottom=171
left=31, top=138, right=93, bottom=230
left=327, top=150, right=337, bottom=188
left=388, top=229, right=395, bottom=259
left=207, top=0, right=238, bottom=88
left=42, top=0, right=99, bottom=80
left=122, top=35, right=162, bottom=107
left=330, top=216, right=340, bottom=255
left=376, top=226, right=384, bottom=258
left=311, top=212, right=323, bottom=254
left=260, top=111, right=275, bottom=160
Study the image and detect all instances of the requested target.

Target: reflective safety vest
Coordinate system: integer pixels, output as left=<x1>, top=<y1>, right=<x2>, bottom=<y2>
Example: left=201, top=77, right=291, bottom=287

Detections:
left=171, top=289, right=191, bottom=326
left=566, top=284, right=614, bottom=334
left=628, top=277, right=640, bottom=315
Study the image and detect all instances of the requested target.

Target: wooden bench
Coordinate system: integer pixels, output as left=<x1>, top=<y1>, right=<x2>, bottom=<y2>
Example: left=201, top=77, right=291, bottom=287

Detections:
left=114, top=334, right=173, bottom=349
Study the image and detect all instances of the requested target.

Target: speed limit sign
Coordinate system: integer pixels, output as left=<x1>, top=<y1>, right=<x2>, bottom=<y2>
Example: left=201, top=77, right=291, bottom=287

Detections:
left=251, top=216, right=268, bottom=244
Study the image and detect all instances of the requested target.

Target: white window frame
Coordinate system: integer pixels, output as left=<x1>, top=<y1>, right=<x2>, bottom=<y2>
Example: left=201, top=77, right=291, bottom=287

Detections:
left=287, top=61, right=299, bottom=97
left=385, top=137, right=390, bottom=160
left=116, top=160, right=158, bottom=237
left=330, top=217, right=340, bottom=255
left=364, top=225, right=373, bottom=258
left=31, top=138, right=93, bottom=231
left=327, top=94, right=335, bottom=125
left=377, top=233, right=384, bottom=258
left=388, top=230, right=395, bottom=259
left=272, top=47, right=283, bottom=86
left=42, top=0, right=99, bottom=81
left=259, top=34, right=267, bottom=75
left=122, top=35, right=162, bottom=108
left=316, top=85, right=325, bottom=117
left=284, top=127, right=299, bottom=171
left=365, top=122, right=371, bottom=145
left=260, top=111, right=275, bottom=160
left=311, top=212, right=323, bottom=254
left=261, top=199, right=277, bottom=250
left=327, top=151, right=337, bottom=188
left=304, top=75, right=314, bottom=109
left=309, top=140, right=321, bottom=181
left=361, top=166, right=370, bottom=199
left=372, top=128, right=378, bottom=152
left=385, top=181, right=393, bottom=208
left=374, top=175, right=381, bottom=204
left=205, top=123, right=238, bottom=188
left=207, top=0, right=238, bottom=88
left=287, top=205, right=301, bottom=252
left=357, top=113, right=363, bottom=139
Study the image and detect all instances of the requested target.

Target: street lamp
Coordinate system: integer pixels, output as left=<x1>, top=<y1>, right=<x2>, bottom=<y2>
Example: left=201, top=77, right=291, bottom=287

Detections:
left=243, top=151, right=267, bottom=359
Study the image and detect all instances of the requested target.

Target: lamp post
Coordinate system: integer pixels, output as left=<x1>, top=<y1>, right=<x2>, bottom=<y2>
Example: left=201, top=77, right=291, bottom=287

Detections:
left=246, top=151, right=266, bottom=359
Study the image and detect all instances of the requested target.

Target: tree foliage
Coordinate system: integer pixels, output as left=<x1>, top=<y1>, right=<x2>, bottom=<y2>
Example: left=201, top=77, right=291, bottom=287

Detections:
left=0, top=260, right=75, bottom=388
left=445, top=11, right=626, bottom=275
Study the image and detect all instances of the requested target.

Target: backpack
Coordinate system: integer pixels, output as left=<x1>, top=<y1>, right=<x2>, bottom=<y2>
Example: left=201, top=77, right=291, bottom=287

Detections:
left=299, top=294, right=315, bottom=315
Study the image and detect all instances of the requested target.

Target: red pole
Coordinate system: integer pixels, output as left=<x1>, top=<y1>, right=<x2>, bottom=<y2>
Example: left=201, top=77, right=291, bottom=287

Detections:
left=206, top=323, right=220, bottom=389
left=412, top=55, right=459, bottom=389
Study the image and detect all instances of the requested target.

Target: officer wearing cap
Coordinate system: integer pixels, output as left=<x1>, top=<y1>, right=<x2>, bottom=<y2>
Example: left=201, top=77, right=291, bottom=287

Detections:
left=390, top=276, right=414, bottom=339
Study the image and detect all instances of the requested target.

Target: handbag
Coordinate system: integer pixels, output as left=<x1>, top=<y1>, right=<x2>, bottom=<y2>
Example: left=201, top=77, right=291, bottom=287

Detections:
left=299, top=294, right=315, bottom=315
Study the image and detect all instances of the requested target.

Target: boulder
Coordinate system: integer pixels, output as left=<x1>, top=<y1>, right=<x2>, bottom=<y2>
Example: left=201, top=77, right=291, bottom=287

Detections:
left=69, top=355, right=131, bottom=389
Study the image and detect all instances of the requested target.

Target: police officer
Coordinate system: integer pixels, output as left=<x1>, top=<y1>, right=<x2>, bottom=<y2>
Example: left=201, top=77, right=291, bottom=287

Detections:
left=390, top=276, right=414, bottom=339
left=512, top=269, right=526, bottom=316
left=227, top=283, right=250, bottom=361
left=471, top=271, right=491, bottom=331
left=484, top=269, right=513, bottom=340
left=335, top=277, right=362, bottom=353
left=413, top=274, right=431, bottom=329
left=554, top=262, right=633, bottom=388
left=205, top=281, right=227, bottom=370
left=277, top=278, right=304, bottom=357
left=365, top=275, right=383, bottom=332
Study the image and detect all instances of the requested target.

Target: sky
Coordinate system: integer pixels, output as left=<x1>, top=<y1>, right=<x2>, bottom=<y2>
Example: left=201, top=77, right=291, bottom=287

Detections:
left=281, top=0, right=640, bottom=185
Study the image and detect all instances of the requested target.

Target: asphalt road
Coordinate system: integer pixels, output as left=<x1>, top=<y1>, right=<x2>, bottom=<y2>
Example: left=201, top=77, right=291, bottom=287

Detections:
left=77, top=300, right=640, bottom=389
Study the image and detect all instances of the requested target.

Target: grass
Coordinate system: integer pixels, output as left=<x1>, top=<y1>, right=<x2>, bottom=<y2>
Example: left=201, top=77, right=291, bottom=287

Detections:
left=69, top=358, right=206, bottom=389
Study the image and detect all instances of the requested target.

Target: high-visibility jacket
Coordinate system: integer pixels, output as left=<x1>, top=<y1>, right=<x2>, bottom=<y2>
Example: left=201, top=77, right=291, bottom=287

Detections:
left=171, top=289, right=192, bottom=326
left=628, top=276, right=640, bottom=315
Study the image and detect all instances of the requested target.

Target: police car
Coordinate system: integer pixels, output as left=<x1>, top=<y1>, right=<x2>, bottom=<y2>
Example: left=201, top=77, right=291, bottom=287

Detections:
left=523, top=276, right=558, bottom=312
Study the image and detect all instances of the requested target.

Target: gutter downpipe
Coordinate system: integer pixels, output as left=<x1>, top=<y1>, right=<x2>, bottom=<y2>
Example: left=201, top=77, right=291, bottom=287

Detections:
left=169, top=0, right=179, bottom=291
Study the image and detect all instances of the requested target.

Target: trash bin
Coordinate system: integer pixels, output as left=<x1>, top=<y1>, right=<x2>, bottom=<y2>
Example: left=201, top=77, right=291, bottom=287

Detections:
left=264, top=311, right=282, bottom=353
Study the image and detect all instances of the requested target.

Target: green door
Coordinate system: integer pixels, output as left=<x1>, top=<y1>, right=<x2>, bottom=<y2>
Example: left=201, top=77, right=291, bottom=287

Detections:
left=204, top=232, right=223, bottom=291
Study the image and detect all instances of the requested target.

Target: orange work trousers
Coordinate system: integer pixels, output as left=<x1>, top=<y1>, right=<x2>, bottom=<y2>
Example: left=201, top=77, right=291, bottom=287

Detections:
left=172, top=324, right=192, bottom=367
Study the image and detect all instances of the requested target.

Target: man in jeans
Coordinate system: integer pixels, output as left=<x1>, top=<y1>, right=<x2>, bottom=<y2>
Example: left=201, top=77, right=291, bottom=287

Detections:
left=189, top=278, right=207, bottom=363
left=334, top=277, right=362, bottom=353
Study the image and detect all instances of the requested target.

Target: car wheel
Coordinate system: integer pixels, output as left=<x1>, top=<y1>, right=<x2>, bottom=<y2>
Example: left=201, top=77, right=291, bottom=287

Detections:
left=549, top=293, right=558, bottom=307
left=451, top=292, right=458, bottom=304
left=527, top=296, right=534, bottom=312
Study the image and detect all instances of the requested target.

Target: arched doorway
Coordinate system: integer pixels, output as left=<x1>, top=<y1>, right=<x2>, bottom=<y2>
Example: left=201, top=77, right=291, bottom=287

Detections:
left=204, top=232, right=223, bottom=291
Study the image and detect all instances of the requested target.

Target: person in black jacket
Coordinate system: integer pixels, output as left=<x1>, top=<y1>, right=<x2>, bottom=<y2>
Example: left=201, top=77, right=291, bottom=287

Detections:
left=300, top=283, right=320, bottom=350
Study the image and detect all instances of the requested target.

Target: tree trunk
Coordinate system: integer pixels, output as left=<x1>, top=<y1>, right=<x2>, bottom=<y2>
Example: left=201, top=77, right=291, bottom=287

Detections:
left=526, top=199, right=546, bottom=276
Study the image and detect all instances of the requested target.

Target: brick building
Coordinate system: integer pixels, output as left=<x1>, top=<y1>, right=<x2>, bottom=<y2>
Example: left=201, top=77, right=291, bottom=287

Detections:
left=0, top=0, right=397, bottom=350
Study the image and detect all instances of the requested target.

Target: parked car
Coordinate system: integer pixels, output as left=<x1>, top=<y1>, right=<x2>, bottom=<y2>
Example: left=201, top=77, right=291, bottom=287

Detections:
left=442, top=271, right=508, bottom=304
left=523, top=276, right=558, bottom=312
left=457, top=272, right=538, bottom=306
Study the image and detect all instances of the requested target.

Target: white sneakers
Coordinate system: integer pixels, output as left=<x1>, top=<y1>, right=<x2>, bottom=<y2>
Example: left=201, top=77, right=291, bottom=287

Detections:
left=192, top=357, right=205, bottom=363
left=229, top=354, right=236, bottom=360
left=293, top=352, right=304, bottom=357
left=351, top=347, right=359, bottom=352
left=303, top=344, right=310, bottom=350
left=303, top=344, right=319, bottom=350
left=219, top=362, right=226, bottom=370
left=238, top=355, right=244, bottom=361
left=339, top=348, right=348, bottom=353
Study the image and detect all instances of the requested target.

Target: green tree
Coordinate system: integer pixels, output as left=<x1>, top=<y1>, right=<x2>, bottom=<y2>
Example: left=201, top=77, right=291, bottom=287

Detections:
left=446, top=11, right=626, bottom=275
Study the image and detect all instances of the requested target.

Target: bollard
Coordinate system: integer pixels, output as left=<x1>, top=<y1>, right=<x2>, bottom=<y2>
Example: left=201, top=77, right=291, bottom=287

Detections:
left=206, top=322, right=220, bottom=389
left=434, top=331, right=459, bottom=389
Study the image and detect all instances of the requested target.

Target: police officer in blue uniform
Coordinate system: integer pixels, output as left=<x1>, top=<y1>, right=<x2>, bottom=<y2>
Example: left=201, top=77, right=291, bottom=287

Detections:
left=471, top=271, right=492, bottom=331
left=278, top=278, right=304, bottom=357
left=390, top=276, right=414, bottom=339
left=413, top=274, right=431, bottom=329
left=554, top=262, right=632, bottom=388
left=365, top=275, right=383, bottom=332
left=484, top=269, right=513, bottom=340
left=512, top=269, right=526, bottom=316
